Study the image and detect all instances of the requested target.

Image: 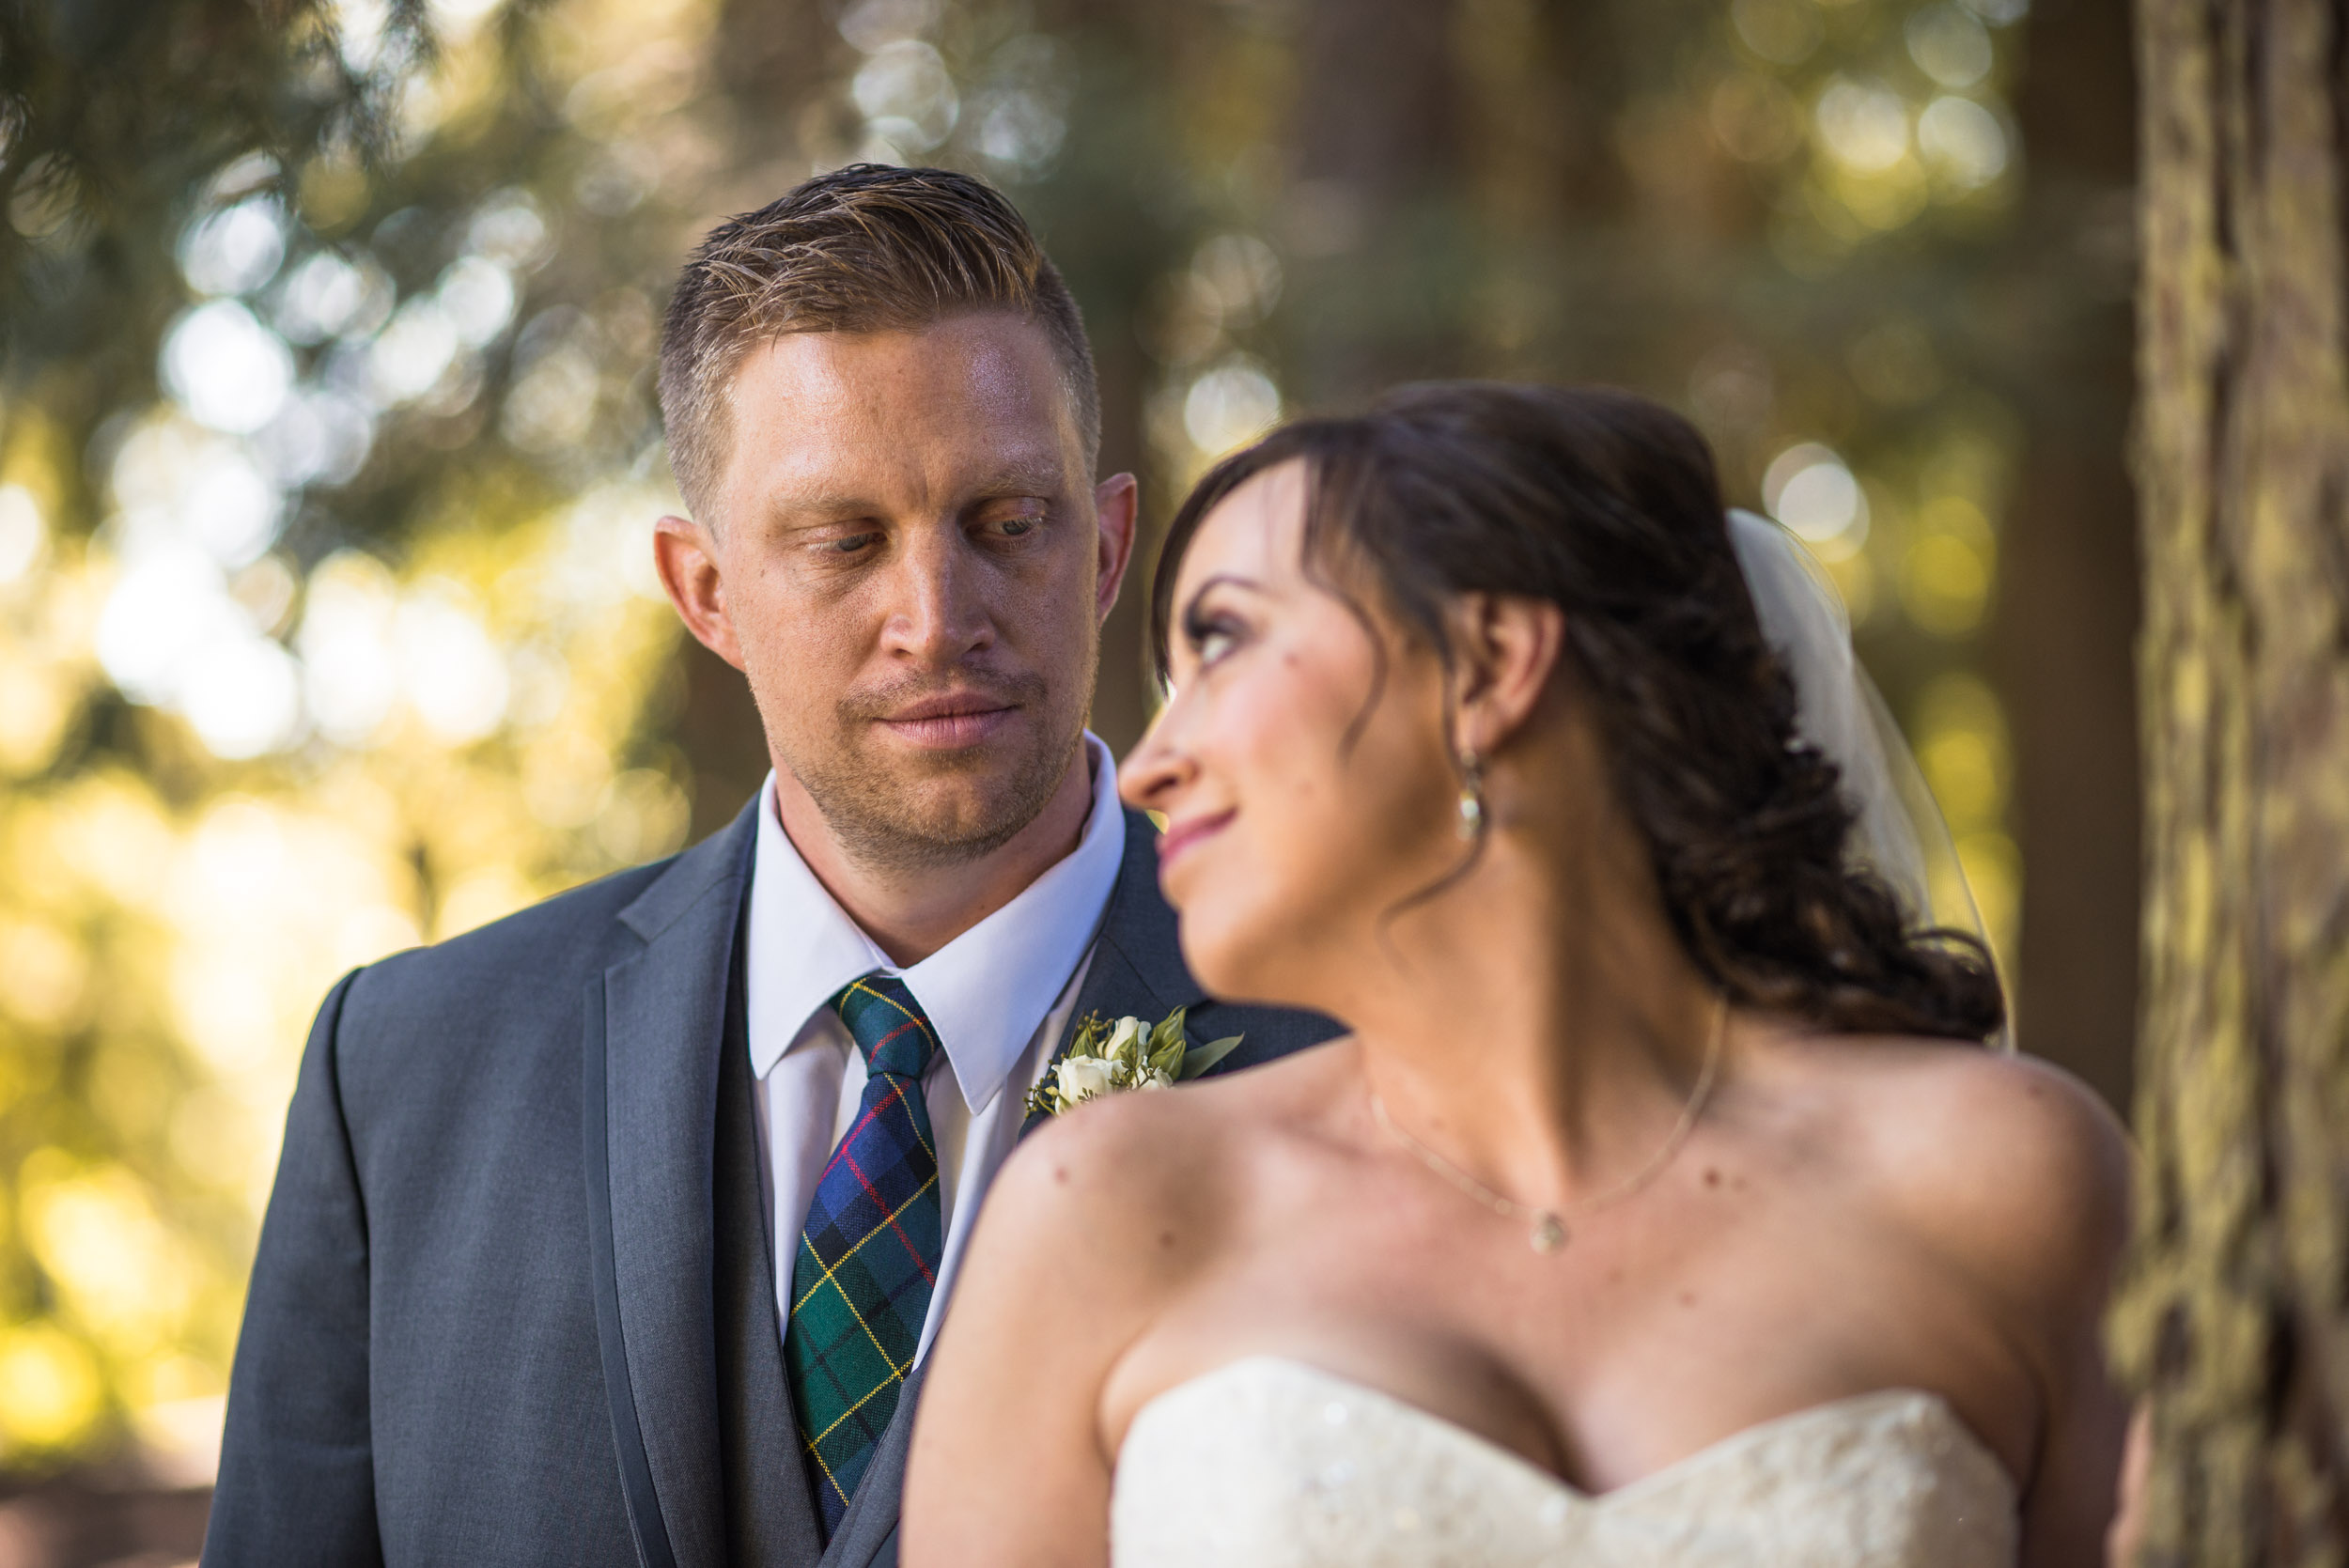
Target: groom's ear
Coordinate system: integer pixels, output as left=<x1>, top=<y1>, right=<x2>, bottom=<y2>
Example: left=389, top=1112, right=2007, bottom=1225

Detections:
left=1453, top=593, right=1566, bottom=754
left=655, top=513, right=747, bottom=671
left=1092, top=471, right=1140, bottom=623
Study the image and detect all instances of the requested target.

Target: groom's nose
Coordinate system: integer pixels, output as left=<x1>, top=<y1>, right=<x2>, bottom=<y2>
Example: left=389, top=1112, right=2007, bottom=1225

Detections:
left=876, top=521, right=998, bottom=669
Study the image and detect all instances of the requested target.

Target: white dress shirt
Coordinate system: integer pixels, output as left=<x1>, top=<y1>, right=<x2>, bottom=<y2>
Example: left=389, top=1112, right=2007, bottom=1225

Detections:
left=745, top=733, right=1127, bottom=1361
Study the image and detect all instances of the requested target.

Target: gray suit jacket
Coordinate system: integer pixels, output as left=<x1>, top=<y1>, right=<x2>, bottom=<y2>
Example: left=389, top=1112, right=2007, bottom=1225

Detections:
left=204, top=800, right=1340, bottom=1568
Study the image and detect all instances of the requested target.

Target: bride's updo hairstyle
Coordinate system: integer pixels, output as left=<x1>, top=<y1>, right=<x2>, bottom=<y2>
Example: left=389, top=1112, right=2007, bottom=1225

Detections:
left=1149, top=382, right=2005, bottom=1043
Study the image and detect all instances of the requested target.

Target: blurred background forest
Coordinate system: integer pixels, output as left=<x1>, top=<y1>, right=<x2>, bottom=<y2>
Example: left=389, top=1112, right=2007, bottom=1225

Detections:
left=0, top=0, right=2132, bottom=1557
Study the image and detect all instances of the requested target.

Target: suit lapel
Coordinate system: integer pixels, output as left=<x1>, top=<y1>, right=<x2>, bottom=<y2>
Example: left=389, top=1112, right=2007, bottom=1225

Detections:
left=1021, top=809, right=1206, bottom=1139
left=585, top=802, right=759, bottom=1568
left=712, top=941, right=827, bottom=1566
left=817, top=1360, right=924, bottom=1568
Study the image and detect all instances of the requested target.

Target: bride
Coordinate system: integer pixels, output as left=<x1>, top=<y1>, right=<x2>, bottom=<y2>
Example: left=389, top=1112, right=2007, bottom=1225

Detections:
left=901, top=383, right=2129, bottom=1566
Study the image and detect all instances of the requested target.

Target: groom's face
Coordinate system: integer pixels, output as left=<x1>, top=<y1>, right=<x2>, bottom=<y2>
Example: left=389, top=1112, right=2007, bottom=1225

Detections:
left=657, top=313, right=1132, bottom=868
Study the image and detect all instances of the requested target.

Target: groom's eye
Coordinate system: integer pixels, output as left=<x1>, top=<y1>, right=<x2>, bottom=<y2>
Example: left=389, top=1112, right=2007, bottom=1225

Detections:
left=976, top=503, right=1049, bottom=543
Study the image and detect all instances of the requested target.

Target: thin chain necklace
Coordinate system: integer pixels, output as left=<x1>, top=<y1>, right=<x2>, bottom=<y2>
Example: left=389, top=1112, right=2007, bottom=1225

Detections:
left=1369, top=996, right=1729, bottom=1254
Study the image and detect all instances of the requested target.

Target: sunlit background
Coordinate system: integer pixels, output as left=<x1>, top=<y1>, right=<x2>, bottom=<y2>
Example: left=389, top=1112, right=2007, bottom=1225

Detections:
left=0, top=0, right=2133, bottom=1552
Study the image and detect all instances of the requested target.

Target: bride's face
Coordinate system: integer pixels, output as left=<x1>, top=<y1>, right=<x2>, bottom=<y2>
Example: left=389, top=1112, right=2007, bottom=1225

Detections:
left=1121, top=460, right=1466, bottom=1009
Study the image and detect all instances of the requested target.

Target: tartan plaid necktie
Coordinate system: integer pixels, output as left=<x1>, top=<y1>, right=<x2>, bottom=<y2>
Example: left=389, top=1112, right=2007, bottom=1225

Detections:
left=786, top=974, right=944, bottom=1539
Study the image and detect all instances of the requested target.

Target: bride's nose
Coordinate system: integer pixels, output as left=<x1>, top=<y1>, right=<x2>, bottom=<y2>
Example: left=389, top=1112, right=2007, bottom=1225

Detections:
left=1118, top=698, right=1196, bottom=813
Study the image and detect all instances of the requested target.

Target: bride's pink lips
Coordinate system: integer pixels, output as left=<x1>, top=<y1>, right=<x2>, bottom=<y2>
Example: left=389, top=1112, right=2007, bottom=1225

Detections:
left=876, top=694, right=1018, bottom=749
left=1157, top=809, right=1235, bottom=868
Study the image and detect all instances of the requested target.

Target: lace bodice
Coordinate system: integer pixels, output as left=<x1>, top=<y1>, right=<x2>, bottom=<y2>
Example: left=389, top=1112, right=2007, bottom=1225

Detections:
left=1110, top=1357, right=2015, bottom=1566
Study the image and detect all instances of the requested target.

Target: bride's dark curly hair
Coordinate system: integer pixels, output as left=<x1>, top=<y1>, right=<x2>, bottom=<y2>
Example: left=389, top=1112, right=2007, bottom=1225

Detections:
left=1149, top=381, right=2005, bottom=1043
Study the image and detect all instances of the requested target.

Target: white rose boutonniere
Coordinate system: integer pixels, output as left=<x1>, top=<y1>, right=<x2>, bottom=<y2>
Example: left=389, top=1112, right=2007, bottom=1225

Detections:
left=1025, top=1006, right=1243, bottom=1117
left=1053, top=1053, right=1115, bottom=1105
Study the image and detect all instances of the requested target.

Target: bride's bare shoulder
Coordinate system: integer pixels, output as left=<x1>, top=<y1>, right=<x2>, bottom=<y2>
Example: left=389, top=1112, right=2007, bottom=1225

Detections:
left=1791, top=1031, right=2132, bottom=1312
left=977, top=1043, right=1358, bottom=1284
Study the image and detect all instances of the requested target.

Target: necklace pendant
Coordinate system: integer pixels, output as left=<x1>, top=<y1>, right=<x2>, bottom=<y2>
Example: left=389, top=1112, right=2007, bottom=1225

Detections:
left=1530, top=1214, right=1567, bottom=1253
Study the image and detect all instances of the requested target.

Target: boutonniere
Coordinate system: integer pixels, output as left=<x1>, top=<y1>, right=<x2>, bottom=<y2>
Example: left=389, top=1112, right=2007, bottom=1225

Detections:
left=1024, top=1007, right=1244, bottom=1117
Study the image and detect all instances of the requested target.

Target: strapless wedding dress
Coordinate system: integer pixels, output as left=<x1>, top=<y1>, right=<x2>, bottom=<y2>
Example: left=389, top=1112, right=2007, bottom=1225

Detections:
left=1110, top=1357, right=2015, bottom=1566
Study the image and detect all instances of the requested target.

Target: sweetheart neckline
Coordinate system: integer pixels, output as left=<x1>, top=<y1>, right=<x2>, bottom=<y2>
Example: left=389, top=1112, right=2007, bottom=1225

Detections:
left=1123, top=1354, right=2018, bottom=1508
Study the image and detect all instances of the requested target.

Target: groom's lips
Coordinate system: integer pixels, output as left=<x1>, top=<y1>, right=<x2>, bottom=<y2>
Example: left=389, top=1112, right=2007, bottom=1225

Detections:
left=1156, top=809, right=1234, bottom=868
left=875, top=692, right=1019, bottom=749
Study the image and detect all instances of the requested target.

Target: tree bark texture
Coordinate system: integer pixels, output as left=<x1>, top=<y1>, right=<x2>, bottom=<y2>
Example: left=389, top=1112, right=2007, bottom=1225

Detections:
left=2114, top=0, right=2349, bottom=1562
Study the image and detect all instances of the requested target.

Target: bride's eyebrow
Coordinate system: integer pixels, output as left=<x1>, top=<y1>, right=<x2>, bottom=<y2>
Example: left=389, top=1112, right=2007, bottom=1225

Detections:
left=1180, top=573, right=1268, bottom=617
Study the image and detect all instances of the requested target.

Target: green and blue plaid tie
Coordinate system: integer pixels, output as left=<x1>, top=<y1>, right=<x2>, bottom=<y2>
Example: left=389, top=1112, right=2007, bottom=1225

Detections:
left=785, top=975, right=944, bottom=1538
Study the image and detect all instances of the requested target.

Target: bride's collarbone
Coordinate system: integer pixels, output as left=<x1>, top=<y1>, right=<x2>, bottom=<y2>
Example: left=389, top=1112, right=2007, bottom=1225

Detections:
left=1102, top=1186, right=2035, bottom=1499
left=1092, top=1041, right=2057, bottom=1496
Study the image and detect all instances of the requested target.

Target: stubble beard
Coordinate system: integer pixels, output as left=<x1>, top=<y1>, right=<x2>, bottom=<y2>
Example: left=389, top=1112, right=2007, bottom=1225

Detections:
left=790, top=654, right=1096, bottom=875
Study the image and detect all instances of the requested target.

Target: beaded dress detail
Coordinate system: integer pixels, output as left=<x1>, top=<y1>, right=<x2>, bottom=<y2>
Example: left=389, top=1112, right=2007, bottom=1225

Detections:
left=1111, top=1357, right=2015, bottom=1567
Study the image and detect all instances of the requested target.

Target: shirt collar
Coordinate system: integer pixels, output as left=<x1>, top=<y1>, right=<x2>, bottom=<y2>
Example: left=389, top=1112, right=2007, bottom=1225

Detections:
left=745, top=732, right=1128, bottom=1115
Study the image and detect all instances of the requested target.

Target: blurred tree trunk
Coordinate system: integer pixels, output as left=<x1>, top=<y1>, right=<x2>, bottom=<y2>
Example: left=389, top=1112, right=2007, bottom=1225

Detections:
left=1992, top=0, right=2139, bottom=1112
left=2115, top=0, right=2349, bottom=1561
left=1281, top=0, right=1465, bottom=403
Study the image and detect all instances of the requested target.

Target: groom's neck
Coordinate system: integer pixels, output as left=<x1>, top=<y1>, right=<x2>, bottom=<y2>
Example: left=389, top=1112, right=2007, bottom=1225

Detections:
left=772, top=751, right=1096, bottom=967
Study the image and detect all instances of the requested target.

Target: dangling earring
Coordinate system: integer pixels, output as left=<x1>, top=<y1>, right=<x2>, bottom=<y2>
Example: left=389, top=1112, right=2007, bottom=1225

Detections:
left=1456, top=751, right=1486, bottom=842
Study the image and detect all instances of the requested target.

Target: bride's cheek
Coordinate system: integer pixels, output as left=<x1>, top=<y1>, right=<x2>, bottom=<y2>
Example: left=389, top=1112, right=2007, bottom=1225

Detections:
left=1175, top=672, right=1328, bottom=987
left=1268, top=691, right=1364, bottom=889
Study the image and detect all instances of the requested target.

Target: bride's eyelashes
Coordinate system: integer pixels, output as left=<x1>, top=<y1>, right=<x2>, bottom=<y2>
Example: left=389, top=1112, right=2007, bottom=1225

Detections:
left=1179, top=603, right=1249, bottom=669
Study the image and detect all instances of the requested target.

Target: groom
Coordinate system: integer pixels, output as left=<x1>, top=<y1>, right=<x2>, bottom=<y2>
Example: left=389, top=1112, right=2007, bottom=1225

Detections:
left=204, top=165, right=1337, bottom=1568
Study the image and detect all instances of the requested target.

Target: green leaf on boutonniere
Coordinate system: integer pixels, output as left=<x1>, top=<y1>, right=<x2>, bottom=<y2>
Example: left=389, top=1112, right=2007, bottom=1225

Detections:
left=1148, top=1006, right=1185, bottom=1052
left=1146, top=1005, right=1189, bottom=1079
left=1178, top=1033, right=1244, bottom=1079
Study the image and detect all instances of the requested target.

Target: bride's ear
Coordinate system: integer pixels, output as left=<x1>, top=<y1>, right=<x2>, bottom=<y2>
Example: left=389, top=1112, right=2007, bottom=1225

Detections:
left=1451, top=593, right=1566, bottom=755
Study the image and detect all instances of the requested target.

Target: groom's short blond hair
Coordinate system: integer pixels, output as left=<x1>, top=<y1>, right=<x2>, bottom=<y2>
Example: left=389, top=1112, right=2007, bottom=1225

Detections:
left=658, top=164, right=1100, bottom=521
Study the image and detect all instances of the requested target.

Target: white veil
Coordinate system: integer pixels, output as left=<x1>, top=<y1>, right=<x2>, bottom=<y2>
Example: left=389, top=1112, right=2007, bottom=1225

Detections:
left=1724, top=508, right=2009, bottom=1040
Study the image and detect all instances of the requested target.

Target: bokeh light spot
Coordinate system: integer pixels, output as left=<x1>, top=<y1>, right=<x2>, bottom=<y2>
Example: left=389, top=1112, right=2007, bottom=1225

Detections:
left=467, top=189, right=553, bottom=270
left=163, top=302, right=296, bottom=434
left=0, top=1323, right=102, bottom=1452
left=1815, top=78, right=1911, bottom=174
left=0, top=660, right=75, bottom=775
left=395, top=592, right=510, bottom=745
left=179, top=196, right=288, bottom=298
left=275, top=250, right=396, bottom=345
left=0, top=485, right=48, bottom=584
left=370, top=299, right=464, bottom=404
left=1183, top=359, right=1282, bottom=457
left=179, top=632, right=303, bottom=759
left=1919, top=96, right=2011, bottom=188
left=0, top=917, right=89, bottom=1028
left=853, top=41, right=958, bottom=152
left=1906, top=6, right=1995, bottom=89
left=24, top=1165, right=191, bottom=1351
left=437, top=256, right=519, bottom=347
left=1191, top=235, right=1283, bottom=326
left=298, top=551, right=401, bottom=746
left=1901, top=495, right=1999, bottom=634
left=839, top=0, right=942, bottom=53
left=1763, top=443, right=1870, bottom=560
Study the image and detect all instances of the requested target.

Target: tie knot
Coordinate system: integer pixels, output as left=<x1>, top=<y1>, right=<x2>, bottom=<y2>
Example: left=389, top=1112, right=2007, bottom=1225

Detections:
left=830, top=976, right=939, bottom=1081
